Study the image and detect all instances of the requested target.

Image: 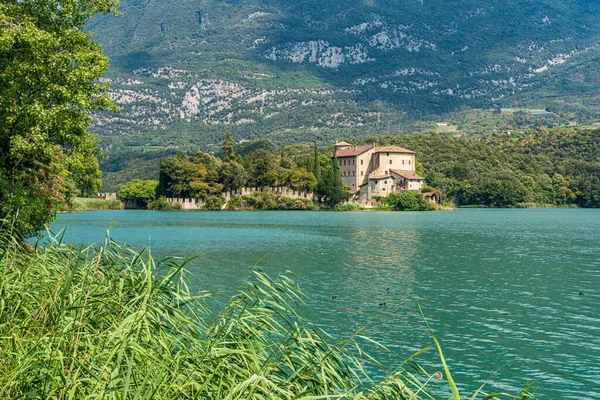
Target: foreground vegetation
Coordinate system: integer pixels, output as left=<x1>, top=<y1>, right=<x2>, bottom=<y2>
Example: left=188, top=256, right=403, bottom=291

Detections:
left=0, top=0, right=119, bottom=238
left=59, top=197, right=122, bottom=212
left=0, top=227, right=533, bottom=399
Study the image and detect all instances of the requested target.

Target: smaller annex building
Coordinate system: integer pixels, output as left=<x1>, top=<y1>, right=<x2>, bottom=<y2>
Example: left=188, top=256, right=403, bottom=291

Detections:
left=333, top=141, right=424, bottom=200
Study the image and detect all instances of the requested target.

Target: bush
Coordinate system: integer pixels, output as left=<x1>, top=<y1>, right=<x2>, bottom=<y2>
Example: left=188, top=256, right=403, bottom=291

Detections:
left=61, top=198, right=123, bottom=211
left=384, top=192, right=436, bottom=211
left=335, top=203, right=362, bottom=211
left=202, top=195, right=225, bottom=210
left=147, top=197, right=183, bottom=210
left=226, top=196, right=243, bottom=210
left=229, top=193, right=316, bottom=210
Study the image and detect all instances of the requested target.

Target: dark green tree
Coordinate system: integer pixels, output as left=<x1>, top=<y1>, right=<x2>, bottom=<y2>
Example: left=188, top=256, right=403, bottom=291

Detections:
left=222, top=131, right=235, bottom=162
left=245, top=149, right=278, bottom=187
left=315, top=154, right=349, bottom=207
left=313, top=142, right=321, bottom=182
left=0, top=0, right=118, bottom=237
left=219, top=161, right=246, bottom=192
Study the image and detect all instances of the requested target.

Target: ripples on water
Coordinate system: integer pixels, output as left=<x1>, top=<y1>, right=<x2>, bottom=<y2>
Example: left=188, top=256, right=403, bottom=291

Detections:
left=51, top=209, right=600, bottom=399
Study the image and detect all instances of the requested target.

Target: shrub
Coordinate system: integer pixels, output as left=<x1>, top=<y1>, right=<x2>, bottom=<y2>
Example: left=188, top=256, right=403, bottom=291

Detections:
left=148, top=197, right=183, bottom=210
left=202, top=194, right=225, bottom=210
left=335, top=203, right=362, bottom=211
left=61, top=198, right=123, bottom=211
left=383, top=192, right=436, bottom=211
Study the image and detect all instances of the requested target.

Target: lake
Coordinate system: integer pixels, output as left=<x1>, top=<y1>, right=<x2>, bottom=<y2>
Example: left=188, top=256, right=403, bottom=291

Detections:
left=50, top=209, right=600, bottom=399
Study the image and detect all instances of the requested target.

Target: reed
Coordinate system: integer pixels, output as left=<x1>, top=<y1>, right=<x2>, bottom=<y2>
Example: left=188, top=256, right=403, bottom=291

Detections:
left=0, top=226, right=534, bottom=399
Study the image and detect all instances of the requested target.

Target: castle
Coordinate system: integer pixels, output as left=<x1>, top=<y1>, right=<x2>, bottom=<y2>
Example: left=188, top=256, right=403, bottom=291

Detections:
left=333, top=141, right=424, bottom=200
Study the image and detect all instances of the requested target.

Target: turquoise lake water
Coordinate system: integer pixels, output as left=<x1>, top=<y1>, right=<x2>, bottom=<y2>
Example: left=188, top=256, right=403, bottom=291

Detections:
left=50, top=209, right=600, bottom=398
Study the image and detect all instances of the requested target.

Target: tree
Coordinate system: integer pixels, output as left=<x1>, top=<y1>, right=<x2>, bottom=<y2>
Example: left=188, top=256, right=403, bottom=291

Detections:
left=219, top=161, right=246, bottom=192
left=159, top=151, right=223, bottom=200
left=479, top=172, right=528, bottom=207
left=117, top=180, right=158, bottom=208
left=0, top=0, right=118, bottom=237
left=415, top=160, right=425, bottom=177
left=245, top=149, right=277, bottom=187
left=222, top=131, right=235, bottom=162
left=289, top=169, right=317, bottom=191
left=315, top=154, right=349, bottom=207
left=312, top=142, right=321, bottom=182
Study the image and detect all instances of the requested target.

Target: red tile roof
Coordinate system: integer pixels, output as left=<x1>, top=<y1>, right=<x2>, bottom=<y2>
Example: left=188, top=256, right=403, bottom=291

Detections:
left=390, top=169, right=424, bottom=180
left=374, top=146, right=415, bottom=154
left=335, top=145, right=374, bottom=157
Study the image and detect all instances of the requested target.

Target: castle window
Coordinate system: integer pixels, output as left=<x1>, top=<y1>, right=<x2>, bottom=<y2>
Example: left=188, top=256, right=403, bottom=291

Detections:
left=353, top=171, right=355, bottom=176
left=361, top=160, right=363, bottom=165
left=353, top=160, right=355, bottom=165
left=382, top=188, right=386, bottom=191
left=384, top=181, right=387, bottom=184
left=402, top=160, right=405, bottom=165
left=343, top=160, right=346, bottom=166
left=386, top=152, right=389, bottom=156
left=361, top=171, right=363, bottom=176
left=409, top=160, right=411, bottom=165
left=389, top=160, right=392, bottom=164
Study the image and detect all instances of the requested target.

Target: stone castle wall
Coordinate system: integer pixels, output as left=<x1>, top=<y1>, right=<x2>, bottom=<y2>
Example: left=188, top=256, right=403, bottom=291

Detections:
left=166, top=187, right=314, bottom=210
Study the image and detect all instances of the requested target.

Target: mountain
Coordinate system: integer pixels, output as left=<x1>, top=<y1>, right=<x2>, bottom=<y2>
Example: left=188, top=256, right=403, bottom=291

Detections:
left=88, top=0, right=600, bottom=150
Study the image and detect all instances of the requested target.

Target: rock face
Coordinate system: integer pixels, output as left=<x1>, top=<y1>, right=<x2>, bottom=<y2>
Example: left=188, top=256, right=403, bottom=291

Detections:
left=88, top=0, right=600, bottom=145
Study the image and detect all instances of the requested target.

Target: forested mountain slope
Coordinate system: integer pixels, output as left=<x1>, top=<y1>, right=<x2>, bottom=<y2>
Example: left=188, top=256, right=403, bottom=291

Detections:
left=89, top=0, right=600, bottom=149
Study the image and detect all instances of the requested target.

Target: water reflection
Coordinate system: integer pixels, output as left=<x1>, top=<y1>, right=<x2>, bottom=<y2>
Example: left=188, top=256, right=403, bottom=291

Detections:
left=49, top=209, right=600, bottom=399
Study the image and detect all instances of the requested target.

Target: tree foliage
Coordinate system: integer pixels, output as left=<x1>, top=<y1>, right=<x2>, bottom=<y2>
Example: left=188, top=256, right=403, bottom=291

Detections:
left=117, top=179, right=158, bottom=208
left=159, top=151, right=223, bottom=199
left=315, top=154, right=349, bottom=207
left=0, top=0, right=118, bottom=237
left=222, top=130, right=235, bottom=162
left=381, top=191, right=435, bottom=211
left=289, top=169, right=317, bottom=191
left=244, top=149, right=278, bottom=187
left=372, top=129, right=600, bottom=207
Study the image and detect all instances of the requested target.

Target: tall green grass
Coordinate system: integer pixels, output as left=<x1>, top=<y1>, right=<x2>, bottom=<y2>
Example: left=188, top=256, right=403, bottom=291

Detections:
left=0, top=227, right=534, bottom=399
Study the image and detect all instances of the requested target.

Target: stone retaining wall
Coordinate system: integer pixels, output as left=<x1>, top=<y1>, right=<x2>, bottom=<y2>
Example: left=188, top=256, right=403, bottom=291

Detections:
left=165, top=187, right=314, bottom=210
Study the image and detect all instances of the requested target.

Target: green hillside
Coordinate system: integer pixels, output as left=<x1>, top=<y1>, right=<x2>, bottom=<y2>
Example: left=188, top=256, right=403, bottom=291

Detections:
left=88, top=0, right=600, bottom=151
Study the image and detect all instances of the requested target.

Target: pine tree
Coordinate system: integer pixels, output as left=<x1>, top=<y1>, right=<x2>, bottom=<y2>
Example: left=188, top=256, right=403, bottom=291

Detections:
left=222, top=131, right=235, bottom=162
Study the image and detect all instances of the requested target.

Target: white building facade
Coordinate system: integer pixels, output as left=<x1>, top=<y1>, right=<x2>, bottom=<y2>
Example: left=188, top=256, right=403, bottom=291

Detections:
left=333, top=141, right=424, bottom=200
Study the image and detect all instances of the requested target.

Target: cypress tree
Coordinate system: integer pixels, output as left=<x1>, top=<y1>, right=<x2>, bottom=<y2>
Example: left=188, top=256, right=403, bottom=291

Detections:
left=313, top=142, right=321, bottom=182
left=222, top=131, right=235, bottom=162
left=315, top=152, right=348, bottom=207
